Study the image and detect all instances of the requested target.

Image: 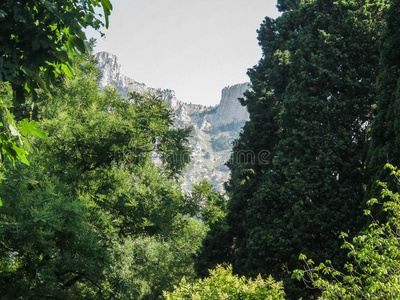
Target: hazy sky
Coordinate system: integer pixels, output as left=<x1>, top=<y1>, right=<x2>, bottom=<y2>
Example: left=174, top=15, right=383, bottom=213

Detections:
left=88, top=0, right=280, bottom=106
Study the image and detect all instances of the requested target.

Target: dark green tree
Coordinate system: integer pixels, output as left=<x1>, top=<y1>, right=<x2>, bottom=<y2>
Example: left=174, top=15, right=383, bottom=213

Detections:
left=293, top=164, right=400, bottom=299
left=366, top=0, right=400, bottom=199
left=198, top=0, right=390, bottom=298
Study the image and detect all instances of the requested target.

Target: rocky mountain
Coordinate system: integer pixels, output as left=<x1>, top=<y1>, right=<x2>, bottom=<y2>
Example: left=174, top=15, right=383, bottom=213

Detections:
left=95, top=52, right=250, bottom=191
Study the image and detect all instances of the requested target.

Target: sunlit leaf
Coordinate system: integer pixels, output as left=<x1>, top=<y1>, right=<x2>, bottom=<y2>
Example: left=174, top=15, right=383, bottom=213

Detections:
left=9, top=124, right=20, bottom=137
left=61, top=63, right=74, bottom=78
left=18, top=119, right=47, bottom=139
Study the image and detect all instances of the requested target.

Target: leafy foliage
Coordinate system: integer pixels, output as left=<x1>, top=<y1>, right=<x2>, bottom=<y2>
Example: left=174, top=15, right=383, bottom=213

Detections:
left=186, top=180, right=227, bottom=227
left=0, top=0, right=112, bottom=175
left=102, top=219, right=207, bottom=299
left=164, top=264, right=286, bottom=300
left=0, top=162, right=109, bottom=299
left=0, top=56, right=200, bottom=299
left=293, top=164, right=400, bottom=299
left=0, top=0, right=111, bottom=93
left=0, top=83, right=47, bottom=165
left=365, top=0, right=400, bottom=200
left=198, top=0, right=390, bottom=298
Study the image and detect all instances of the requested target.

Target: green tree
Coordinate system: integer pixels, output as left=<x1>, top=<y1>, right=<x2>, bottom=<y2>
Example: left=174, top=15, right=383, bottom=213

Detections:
left=0, top=0, right=112, bottom=173
left=0, top=0, right=112, bottom=207
left=366, top=0, right=400, bottom=200
left=0, top=0, right=112, bottom=96
left=186, top=180, right=227, bottom=227
left=190, top=181, right=233, bottom=278
left=0, top=159, right=110, bottom=299
left=199, top=0, right=390, bottom=298
left=293, top=164, right=400, bottom=299
left=0, top=55, right=197, bottom=298
left=102, top=218, right=207, bottom=300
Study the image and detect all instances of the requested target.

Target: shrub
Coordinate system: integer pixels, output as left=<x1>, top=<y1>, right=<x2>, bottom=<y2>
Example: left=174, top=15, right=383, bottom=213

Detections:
left=164, top=264, right=286, bottom=300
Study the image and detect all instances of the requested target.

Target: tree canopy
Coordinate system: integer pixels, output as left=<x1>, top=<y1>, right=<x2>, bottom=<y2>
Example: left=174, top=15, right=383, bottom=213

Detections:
left=0, top=0, right=111, bottom=94
left=196, top=0, right=391, bottom=298
left=3, top=0, right=400, bottom=299
left=0, top=0, right=112, bottom=173
left=366, top=0, right=400, bottom=200
left=294, top=164, right=400, bottom=299
left=0, top=55, right=206, bottom=299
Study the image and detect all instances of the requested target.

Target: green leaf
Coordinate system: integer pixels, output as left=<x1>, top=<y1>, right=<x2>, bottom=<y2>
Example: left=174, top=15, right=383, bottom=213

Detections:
left=12, top=144, right=29, bottom=165
left=21, top=136, right=31, bottom=149
left=0, top=9, right=7, bottom=21
left=101, top=0, right=112, bottom=11
left=65, top=40, right=75, bottom=60
left=21, top=66, right=34, bottom=77
left=9, top=124, right=21, bottom=137
left=33, top=74, right=52, bottom=98
left=69, top=35, right=87, bottom=54
left=299, top=253, right=307, bottom=260
left=100, top=0, right=112, bottom=28
left=61, top=63, right=74, bottom=78
left=55, top=50, right=70, bottom=63
left=18, top=119, right=47, bottom=139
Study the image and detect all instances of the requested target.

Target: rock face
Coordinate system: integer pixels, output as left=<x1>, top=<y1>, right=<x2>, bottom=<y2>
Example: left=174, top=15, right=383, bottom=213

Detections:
left=210, top=83, right=250, bottom=126
left=96, top=52, right=149, bottom=95
left=95, top=51, right=250, bottom=191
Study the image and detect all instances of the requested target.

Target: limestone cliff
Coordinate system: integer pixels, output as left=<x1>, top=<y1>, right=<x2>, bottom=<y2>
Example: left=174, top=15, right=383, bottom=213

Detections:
left=96, top=52, right=149, bottom=95
left=209, top=83, right=250, bottom=126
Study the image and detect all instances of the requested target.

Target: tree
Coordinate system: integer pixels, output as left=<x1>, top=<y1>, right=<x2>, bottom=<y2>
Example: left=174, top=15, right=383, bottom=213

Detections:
left=190, top=180, right=233, bottom=277
left=199, top=0, right=390, bottom=298
left=0, top=160, right=110, bottom=299
left=0, top=0, right=112, bottom=173
left=102, top=219, right=207, bottom=300
left=0, top=56, right=198, bottom=298
left=0, top=0, right=112, bottom=95
left=186, top=180, right=227, bottom=228
left=365, top=0, right=400, bottom=200
left=293, top=164, right=400, bottom=299
left=34, top=57, right=192, bottom=237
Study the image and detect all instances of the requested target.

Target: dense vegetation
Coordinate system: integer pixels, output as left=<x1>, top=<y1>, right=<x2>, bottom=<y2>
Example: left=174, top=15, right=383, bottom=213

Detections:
left=1, top=0, right=400, bottom=299
left=0, top=55, right=207, bottom=299
left=0, top=0, right=112, bottom=168
left=196, top=0, right=400, bottom=298
left=293, top=164, right=400, bottom=299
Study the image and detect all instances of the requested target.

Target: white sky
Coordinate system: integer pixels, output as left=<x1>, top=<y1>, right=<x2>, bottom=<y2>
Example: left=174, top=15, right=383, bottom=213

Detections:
left=87, top=0, right=280, bottom=106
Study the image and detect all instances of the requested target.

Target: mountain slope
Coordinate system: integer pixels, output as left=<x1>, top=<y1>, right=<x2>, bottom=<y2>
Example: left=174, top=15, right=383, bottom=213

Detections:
left=95, top=51, right=249, bottom=191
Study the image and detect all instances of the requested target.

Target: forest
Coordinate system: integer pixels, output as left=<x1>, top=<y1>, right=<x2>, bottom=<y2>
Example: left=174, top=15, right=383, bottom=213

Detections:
left=1, top=0, right=400, bottom=299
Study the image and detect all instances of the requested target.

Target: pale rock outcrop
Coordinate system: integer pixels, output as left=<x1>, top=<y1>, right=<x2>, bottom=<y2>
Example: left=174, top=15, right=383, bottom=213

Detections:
left=210, top=83, right=250, bottom=126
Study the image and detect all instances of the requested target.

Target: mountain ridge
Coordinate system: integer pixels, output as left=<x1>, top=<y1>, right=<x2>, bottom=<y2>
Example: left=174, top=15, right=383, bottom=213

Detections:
left=95, top=51, right=250, bottom=191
